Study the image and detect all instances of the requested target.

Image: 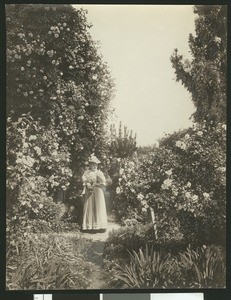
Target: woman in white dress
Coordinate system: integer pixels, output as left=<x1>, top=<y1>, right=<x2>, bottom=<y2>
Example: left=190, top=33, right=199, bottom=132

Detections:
left=82, top=155, right=107, bottom=232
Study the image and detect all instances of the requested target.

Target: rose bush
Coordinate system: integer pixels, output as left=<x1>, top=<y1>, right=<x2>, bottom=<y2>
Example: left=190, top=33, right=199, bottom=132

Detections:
left=6, top=3, right=114, bottom=210
left=114, top=123, right=226, bottom=246
left=6, top=4, right=115, bottom=246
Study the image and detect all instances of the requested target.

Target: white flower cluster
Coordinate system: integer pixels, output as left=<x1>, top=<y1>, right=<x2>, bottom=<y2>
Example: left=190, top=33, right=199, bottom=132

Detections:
left=116, top=187, right=121, bottom=194
left=47, top=50, right=55, bottom=58
left=165, top=169, right=172, bottom=176
left=49, top=26, right=60, bottom=38
left=203, top=192, right=210, bottom=199
left=137, top=193, right=144, bottom=201
left=137, top=193, right=149, bottom=212
left=48, top=23, right=70, bottom=38
left=214, top=36, right=222, bottom=44
left=175, top=140, right=187, bottom=150
left=16, top=155, right=35, bottom=167
left=34, top=146, right=41, bottom=155
left=161, top=178, right=173, bottom=190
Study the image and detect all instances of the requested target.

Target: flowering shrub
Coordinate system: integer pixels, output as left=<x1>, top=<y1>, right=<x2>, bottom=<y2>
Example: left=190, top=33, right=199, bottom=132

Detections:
left=6, top=3, right=114, bottom=251
left=6, top=105, right=72, bottom=258
left=6, top=3, right=114, bottom=210
left=6, top=4, right=113, bottom=121
left=7, top=114, right=72, bottom=202
left=114, top=123, right=226, bottom=245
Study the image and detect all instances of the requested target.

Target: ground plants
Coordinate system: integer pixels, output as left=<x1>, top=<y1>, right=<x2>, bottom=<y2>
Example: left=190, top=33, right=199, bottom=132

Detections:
left=177, top=245, right=226, bottom=288
left=114, top=245, right=179, bottom=288
left=6, top=234, right=92, bottom=290
left=103, top=221, right=154, bottom=263
left=109, top=244, right=225, bottom=289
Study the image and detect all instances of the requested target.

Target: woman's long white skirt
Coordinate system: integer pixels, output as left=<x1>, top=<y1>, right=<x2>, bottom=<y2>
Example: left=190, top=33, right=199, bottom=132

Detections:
left=82, top=187, right=107, bottom=230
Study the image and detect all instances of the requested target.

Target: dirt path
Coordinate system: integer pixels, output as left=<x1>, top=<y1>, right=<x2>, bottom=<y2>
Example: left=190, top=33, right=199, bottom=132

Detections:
left=80, top=222, right=120, bottom=242
left=41, top=220, right=120, bottom=289
left=38, top=210, right=120, bottom=289
left=80, top=222, right=120, bottom=289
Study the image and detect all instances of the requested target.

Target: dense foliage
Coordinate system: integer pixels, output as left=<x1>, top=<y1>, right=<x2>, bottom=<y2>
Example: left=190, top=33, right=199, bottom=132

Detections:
left=6, top=5, right=114, bottom=289
left=114, top=122, right=226, bottom=246
left=6, top=4, right=226, bottom=290
left=6, top=3, right=114, bottom=228
left=171, top=5, right=227, bottom=123
left=104, top=122, right=138, bottom=213
left=6, top=3, right=114, bottom=208
left=103, top=220, right=225, bottom=288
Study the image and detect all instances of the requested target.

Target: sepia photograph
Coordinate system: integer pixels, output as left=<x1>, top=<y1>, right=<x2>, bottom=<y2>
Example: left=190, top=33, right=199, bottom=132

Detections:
left=5, top=3, right=226, bottom=291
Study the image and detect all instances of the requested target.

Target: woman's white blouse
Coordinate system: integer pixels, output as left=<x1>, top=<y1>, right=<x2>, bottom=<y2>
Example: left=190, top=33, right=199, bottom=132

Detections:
left=82, top=170, right=106, bottom=186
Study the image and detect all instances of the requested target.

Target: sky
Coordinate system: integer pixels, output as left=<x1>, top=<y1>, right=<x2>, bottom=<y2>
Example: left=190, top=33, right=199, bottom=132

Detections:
left=73, top=5, right=196, bottom=146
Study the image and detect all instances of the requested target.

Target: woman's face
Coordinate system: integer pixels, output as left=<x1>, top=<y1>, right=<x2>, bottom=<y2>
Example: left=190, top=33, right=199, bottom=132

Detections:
left=90, top=163, right=98, bottom=171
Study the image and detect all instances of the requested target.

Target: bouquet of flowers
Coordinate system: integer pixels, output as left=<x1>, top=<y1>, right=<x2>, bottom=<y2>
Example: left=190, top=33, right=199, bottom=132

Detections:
left=82, top=172, right=97, bottom=195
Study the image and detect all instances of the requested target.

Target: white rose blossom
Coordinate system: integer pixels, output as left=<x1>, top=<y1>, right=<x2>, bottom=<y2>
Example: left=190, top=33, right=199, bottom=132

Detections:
left=116, top=187, right=121, bottom=194
left=34, top=146, right=41, bottom=155
left=175, top=141, right=182, bottom=148
left=180, top=142, right=187, bottom=150
left=203, top=192, right=210, bottom=199
left=161, top=178, right=173, bottom=190
left=165, top=169, right=172, bottom=176
left=137, top=193, right=144, bottom=201
left=185, top=192, right=191, bottom=198
left=219, top=167, right=226, bottom=173
left=214, top=36, right=221, bottom=43
left=164, top=178, right=173, bottom=187
left=192, top=195, right=199, bottom=201
left=141, top=200, right=147, bottom=206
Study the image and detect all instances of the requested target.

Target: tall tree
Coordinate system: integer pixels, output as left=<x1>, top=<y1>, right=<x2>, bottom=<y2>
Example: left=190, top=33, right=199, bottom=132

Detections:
left=171, top=5, right=227, bottom=124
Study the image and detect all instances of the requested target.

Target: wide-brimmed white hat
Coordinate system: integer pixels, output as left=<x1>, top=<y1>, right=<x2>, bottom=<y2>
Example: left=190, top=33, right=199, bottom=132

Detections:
left=89, top=155, right=101, bottom=164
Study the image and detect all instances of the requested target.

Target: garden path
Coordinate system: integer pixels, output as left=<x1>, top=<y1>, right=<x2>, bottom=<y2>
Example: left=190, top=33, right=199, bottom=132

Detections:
left=39, top=207, right=119, bottom=289
left=43, top=217, right=120, bottom=289
left=80, top=221, right=120, bottom=289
